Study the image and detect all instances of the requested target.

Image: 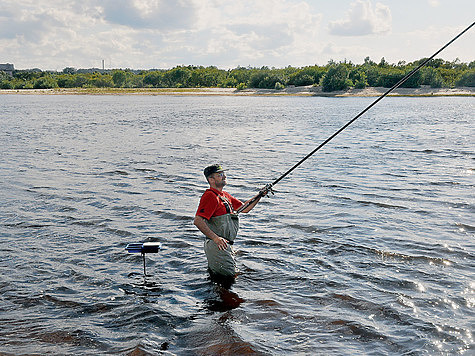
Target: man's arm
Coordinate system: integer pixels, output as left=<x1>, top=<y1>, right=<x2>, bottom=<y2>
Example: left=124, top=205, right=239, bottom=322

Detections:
left=193, top=215, right=228, bottom=250
left=238, top=184, right=272, bottom=213
left=239, top=195, right=262, bottom=213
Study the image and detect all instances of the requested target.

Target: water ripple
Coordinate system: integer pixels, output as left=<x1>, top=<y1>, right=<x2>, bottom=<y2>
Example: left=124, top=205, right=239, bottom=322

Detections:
left=0, top=95, right=473, bottom=355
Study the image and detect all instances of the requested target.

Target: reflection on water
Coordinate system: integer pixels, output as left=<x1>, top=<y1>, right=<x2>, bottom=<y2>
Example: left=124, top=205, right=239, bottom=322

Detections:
left=0, top=95, right=473, bottom=355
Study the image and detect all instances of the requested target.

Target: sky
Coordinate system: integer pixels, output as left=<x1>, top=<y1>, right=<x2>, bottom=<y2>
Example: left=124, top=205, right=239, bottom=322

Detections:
left=0, top=0, right=474, bottom=71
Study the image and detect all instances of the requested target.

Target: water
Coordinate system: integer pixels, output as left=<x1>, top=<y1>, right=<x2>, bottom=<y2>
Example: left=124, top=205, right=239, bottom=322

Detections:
left=0, top=94, right=473, bottom=355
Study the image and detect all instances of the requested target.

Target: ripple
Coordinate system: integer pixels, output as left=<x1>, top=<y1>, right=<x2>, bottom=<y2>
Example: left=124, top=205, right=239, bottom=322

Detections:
left=1, top=95, right=473, bottom=355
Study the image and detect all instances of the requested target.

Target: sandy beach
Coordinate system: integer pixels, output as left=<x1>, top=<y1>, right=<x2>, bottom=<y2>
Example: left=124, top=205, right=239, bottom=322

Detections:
left=0, top=85, right=473, bottom=96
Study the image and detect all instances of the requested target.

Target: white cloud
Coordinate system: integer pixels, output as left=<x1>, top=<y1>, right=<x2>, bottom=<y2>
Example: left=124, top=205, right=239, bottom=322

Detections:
left=328, top=0, right=391, bottom=36
left=0, top=0, right=472, bottom=70
left=195, top=0, right=323, bottom=67
left=99, top=0, right=197, bottom=30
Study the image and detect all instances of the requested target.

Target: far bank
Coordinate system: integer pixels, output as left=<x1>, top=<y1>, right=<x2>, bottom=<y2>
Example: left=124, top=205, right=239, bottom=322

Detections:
left=0, top=85, right=474, bottom=97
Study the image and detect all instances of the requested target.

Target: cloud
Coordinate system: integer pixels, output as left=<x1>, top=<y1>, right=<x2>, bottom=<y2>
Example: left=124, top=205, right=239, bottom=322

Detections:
left=14, top=0, right=471, bottom=70
left=99, top=0, right=198, bottom=30
left=189, top=0, right=323, bottom=67
left=328, top=0, right=391, bottom=36
left=427, top=0, right=440, bottom=7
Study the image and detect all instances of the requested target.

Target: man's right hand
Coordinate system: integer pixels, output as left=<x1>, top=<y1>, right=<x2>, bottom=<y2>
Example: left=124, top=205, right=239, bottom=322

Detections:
left=194, top=216, right=228, bottom=250
left=213, top=236, right=228, bottom=250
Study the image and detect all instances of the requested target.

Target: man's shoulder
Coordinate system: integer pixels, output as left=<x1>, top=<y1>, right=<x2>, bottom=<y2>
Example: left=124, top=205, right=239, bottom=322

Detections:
left=200, top=188, right=219, bottom=200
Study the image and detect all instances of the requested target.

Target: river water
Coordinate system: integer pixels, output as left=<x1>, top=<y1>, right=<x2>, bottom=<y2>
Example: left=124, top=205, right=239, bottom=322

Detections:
left=0, top=94, right=473, bottom=355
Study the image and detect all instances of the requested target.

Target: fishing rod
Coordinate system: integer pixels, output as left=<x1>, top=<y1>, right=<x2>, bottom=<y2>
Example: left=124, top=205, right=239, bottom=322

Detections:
left=237, top=21, right=474, bottom=214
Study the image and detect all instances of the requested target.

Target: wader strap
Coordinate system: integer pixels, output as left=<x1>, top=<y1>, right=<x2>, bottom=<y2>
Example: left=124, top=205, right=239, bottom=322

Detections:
left=210, top=190, right=236, bottom=214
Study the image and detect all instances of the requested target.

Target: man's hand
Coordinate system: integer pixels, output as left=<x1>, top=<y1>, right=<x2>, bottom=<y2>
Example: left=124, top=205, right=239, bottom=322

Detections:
left=259, top=183, right=274, bottom=197
left=194, top=216, right=230, bottom=250
left=212, top=236, right=228, bottom=250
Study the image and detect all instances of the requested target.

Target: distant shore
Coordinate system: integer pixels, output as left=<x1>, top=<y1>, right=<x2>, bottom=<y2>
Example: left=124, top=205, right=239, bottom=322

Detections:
left=1, top=85, right=474, bottom=97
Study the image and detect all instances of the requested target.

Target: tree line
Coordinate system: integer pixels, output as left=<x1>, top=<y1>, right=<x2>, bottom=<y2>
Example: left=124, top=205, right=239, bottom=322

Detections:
left=1, top=57, right=474, bottom=91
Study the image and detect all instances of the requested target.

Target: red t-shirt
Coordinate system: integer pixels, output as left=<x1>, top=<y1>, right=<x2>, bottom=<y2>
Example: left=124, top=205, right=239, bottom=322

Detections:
left=196, top=188, right=243, bottom=220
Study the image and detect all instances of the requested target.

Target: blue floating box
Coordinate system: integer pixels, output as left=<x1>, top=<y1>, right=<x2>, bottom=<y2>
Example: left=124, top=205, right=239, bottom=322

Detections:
left=126, top=242, right=161, bottom=254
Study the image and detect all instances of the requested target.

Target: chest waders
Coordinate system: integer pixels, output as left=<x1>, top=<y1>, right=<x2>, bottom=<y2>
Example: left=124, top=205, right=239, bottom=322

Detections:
left=204, top=193, right=240, bottom=277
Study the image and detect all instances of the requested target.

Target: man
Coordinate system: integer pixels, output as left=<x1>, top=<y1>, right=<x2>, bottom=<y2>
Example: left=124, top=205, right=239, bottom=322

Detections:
left=194, top=164, right=266, bottom=280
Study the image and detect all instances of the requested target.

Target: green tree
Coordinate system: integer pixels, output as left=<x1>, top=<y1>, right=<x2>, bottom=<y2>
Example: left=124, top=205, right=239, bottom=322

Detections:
left=364, top=56, right=376, bottom=66
left=14, top=70, right=41, bottom=81
left=377, top=68, right=404, bottom=87
left=220, top=76, right=238, bottom=88
left=455, top=70, right=475, bottom=87
left=73, top=74, right=89, bottom=87
left=162, top=66, right=191, bottom=87
left=128, top=75, right=144, bottom=88
left=364, top=66, right=380, bottom=87
left=56, top=74, right=75, bottom=88
left=143, top=71, right=163, bottom=87
left=188, top=66, right=224, bottom=87
left=349, top=68, right=368, bottom=89
left=378, top=57, right=389, bottom=67
left=249, top=70, right=284, bottom=89
left=90, top=73, right=113, bottom=88
left=112, top=70, right=127, bottom=87
left=0, top=79, right=13, bottom=89
left=33, top=76, right=58, bottom=89
left=437, top=68, right=459, bottom=87
left=9, top=78, right=33, bottom=89
left=229, top=67, right=253, bottom=86
left=62, top=67, right=77, bottom=74
left=400, top=68, right=422, bottom=88
left=322, top=64, right=352, bottom=92
left=288, top=71, right=314, bottom=86
left=421, top=67, right=445, bottom=88
left=236, top=82, right=247, bottom=90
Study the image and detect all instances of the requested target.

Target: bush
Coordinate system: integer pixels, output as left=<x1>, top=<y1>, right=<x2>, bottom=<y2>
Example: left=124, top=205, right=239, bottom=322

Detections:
left=364, top=67, right=380, bottom=86
left=322, top=64, right=352, bottom=92
left=162, top=67, right=191, bottom=87
left=143, top=71, right=162, bottom=87
left=73, top=74, right=89, bottom=88
left=274, top=82, right=285, bottom=90
left=236, top=82, right=247, bottom=90
left=249, top=72, right=267, bottom=88
left=400, top=68, right=422, bottom=88
left=455, top=70, right=475, bottom=87
left=350, top=69, right=368, bottom=89
left=288, top=72, right=314, bottom=86
left=33, top=76, right=58, bottom=89
left=249, top=72, right=283, bottom=89
left=112, top=70, right=127, bottom=87
left=354, top=77, right=367, bottom=89
left=422, top=67, right=445, bottom=88
left=127, top=75, right=143, bottom=88
left=0, top=80, right=13, bottom=89
left=56, top=74, right=75, bottom=88
left=377, top=68, right=404, bottom=87
left=11, top=79, right=33, bottom=89
left=220, top=76, right=237, bottom=88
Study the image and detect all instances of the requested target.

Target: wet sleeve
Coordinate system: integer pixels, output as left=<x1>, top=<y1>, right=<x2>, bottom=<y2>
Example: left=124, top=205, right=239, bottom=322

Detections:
left=196, top=191, right=218, bottom=220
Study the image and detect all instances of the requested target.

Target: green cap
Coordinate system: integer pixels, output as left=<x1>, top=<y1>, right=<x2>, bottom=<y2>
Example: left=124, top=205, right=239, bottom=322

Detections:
left=204, top=164, right=225, bottom=178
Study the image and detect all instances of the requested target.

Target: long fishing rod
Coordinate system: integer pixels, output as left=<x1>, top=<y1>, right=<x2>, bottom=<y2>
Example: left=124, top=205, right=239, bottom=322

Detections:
left=237, top=21, right=474, bottom=214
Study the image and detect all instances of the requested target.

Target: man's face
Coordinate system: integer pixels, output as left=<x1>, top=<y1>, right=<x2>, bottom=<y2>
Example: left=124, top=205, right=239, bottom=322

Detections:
left=211, top=171, right=226, bottom=188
